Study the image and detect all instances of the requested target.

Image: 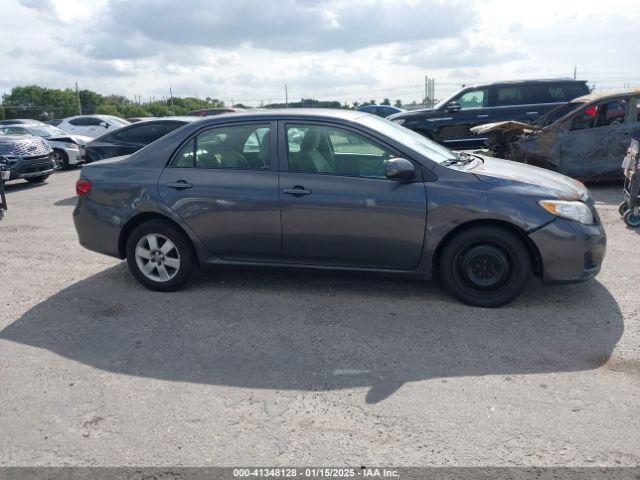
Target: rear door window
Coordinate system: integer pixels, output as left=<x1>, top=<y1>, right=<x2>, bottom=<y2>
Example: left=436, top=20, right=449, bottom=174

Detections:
left=172, top=124, right=271, bottom=170
left=494, top=86, right=531, bottom=107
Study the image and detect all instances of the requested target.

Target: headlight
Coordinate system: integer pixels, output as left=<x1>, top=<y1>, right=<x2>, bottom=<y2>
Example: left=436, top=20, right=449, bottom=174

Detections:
left=392, top=119, right=406, bottom=125
left=65, top=142, right=79, bottom=149
left=539, top=200, right=594, bottom=225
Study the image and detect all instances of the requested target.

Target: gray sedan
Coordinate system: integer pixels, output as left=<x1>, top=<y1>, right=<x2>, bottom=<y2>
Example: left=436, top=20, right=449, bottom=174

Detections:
left=73, top=109, right=606, bottom=307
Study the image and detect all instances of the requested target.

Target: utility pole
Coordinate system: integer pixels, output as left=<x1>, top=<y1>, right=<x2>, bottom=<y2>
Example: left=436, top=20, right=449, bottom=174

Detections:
left=573, top=66, right=577, bottom=80
left=169, top=84, right=174, bottom=107
left=424, top=76, right=435, bottom=108
left=75, top=82, right=82, bottom=115
left=285, top=84, right=288, bottom=108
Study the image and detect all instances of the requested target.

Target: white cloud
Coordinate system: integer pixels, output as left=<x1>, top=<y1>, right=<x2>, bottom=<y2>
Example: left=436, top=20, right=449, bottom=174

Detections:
left=2, top=0, right=640, bottom=105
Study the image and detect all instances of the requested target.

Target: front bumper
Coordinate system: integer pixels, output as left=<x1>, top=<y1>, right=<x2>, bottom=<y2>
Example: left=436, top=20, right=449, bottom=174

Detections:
left=529, top=218, right=606, bottom=284
left=7, top=154, right=56, bottom=180
left=63, top=146, right=84, bottom=166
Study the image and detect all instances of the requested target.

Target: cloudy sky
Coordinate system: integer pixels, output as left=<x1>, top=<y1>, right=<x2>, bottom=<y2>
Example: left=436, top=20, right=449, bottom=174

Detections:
left=2, top=0, right=640, bottom=106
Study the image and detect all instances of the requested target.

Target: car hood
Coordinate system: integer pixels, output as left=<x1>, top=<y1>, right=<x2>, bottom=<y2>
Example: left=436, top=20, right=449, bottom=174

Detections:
left=46, top=134, right=92, bottom=146
left=470, top=120, right=540, bottom=135
left=388, top=108, right=436, bottom=121
left=470, top=155, right=589, bottom=201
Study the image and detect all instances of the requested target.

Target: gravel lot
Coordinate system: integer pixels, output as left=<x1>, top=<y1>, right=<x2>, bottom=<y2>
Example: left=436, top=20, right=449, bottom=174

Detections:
left=0, top=170, right=638, bottom=466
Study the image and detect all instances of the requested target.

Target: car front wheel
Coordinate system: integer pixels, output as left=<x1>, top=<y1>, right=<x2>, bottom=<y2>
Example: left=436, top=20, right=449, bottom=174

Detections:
left=439, top=226, right=532, bottom=308
left=126, top=220, right=196, bottom=292
left=52, top=150, right=69, bottom=170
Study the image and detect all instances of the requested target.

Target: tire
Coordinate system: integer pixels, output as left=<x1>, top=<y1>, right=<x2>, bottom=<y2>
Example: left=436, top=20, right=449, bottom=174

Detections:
left=26, top=175, right=49, bottom=184
left=623, top=209, right=640, bottom=228
left=52, top=150, right=69, bottom=170
left=618, top=201, right=630, bottom=217
left=125, top=219, right=197, bottom=292
left=439, top=226, right=532, bottom=308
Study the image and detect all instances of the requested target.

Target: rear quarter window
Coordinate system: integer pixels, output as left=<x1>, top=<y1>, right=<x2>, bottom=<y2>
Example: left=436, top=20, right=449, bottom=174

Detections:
left=543, top=83, right=590, bottom=103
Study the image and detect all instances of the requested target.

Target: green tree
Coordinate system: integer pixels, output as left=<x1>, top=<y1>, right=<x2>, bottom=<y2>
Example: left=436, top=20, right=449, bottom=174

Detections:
left=381, top=98, right=391, bottom=105
left=394, top=99, right=402, bottom=108
left=78, top=89, right=104, bottom=114
left=96, top=103, right=121, bottom=116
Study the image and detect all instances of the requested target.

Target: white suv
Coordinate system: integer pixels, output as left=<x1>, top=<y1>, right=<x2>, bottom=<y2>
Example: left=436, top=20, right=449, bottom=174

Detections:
left=57, top=115, right=129, bottom=138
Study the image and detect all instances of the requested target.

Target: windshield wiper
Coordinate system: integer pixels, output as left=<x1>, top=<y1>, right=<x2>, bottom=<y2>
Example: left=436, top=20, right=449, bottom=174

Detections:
left=442, top=151, right=477, bottom=166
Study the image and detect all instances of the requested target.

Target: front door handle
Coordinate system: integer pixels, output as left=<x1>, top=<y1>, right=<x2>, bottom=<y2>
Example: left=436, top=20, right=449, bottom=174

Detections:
left=477, top=114, right=489, bottom=118
left=282, top=186, right=312, bottom=196
left=166, top=180, right=193, bottom=190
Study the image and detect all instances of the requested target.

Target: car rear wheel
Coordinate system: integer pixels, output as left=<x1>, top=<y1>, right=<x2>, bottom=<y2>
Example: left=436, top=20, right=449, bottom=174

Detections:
left=439, top=226, right=532, bottom=308
left=25, top=175, right=49, bottom=184
left=126, top=220, right=196, bottom=291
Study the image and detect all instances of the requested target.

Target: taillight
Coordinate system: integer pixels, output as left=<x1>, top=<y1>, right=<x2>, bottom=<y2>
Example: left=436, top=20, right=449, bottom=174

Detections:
left=76, top=179, right=92, bottom=196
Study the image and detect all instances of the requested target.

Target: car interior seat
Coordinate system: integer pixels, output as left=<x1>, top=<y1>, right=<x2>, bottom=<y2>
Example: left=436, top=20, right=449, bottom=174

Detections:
left=297, top=129, right=335, bottom=173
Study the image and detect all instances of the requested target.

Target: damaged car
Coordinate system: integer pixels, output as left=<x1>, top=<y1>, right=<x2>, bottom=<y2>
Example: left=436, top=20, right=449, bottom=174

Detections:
left=0, top=123, right=90, bottom=170
left=471, top=88, right=640, bottom=181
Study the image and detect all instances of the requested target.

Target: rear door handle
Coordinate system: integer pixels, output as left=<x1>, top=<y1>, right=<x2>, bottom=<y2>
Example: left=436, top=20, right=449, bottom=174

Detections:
left=526, top=111, right=538, bottom=115
left=166, top=180, right=193, bottom=189
left=282, top=186, right=312, bottom=196
left=477, top=114, right=489, bottom=118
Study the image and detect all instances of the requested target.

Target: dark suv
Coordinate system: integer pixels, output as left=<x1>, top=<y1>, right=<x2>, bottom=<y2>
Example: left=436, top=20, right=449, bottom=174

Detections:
left=0, top=134, right=54, bottom=184
left=389, top=79, right=590, bottom=148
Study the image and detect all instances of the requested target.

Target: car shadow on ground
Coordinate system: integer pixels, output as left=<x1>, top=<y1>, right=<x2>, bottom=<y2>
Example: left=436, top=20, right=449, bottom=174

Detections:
left=53, top=196, right=77, bottom=207
left=0, top=263, right=623, bottom=404
left=3, top=181, right=47, bottom=193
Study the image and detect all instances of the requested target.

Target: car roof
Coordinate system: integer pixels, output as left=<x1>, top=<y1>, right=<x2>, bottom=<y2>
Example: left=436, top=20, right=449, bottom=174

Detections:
left=187, top=108, right=369, bottom=124
left=63, top=114, right=124, bottom=120
left=573, top=87, right=640, bottom=104
left=131, top=116, right=197, bottom=123
left=359, top=105, right=398, bottom=108
left=461, top=78, right=587, bottom=90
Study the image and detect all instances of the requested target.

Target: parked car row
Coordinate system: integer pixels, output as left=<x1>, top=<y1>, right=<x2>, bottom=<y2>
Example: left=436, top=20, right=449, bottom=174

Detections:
left=0, top=123, right=90, bottom=169
left=1, top=79, right=636, bottom=185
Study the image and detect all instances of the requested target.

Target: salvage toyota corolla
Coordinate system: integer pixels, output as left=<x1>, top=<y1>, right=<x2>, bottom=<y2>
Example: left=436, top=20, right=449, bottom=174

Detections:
left=73, top=110, right=606, bottom=307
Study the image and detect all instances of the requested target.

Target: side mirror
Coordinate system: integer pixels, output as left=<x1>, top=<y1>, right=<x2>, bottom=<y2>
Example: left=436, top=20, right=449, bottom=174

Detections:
left=445, top=101, right=461, bottom=113
left=384, top=158, right=415, bottom=181
left=100, top=121, right=109, bottom=128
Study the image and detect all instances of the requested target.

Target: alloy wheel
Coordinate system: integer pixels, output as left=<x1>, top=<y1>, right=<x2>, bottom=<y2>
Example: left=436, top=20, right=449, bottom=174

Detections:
left=134, top=233, right=181, bottom=282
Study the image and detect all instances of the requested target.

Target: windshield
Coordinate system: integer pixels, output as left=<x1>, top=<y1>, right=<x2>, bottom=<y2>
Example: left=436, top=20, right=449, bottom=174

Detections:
left=357, top=114, right=456, bottom=164
left=434, top=89, right=462, bottom=110
left=29, top=125, right=67, bottom=137
left=536, top=101, right=585, bottom=127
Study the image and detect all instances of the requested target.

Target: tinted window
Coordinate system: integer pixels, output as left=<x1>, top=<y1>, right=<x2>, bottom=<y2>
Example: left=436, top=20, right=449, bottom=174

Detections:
left=494, top=86, right=531, bottom=106
left=457, top=89, right=487, bottom=109
left=173, top=124, right=270, bottom=169
left=69, top=117, right=102, bottom=126
left=112, top=122, right=183, bottom=144
left=286, top=124, right=394, bottom=178
left=543, top=83, right=589, bottom=103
